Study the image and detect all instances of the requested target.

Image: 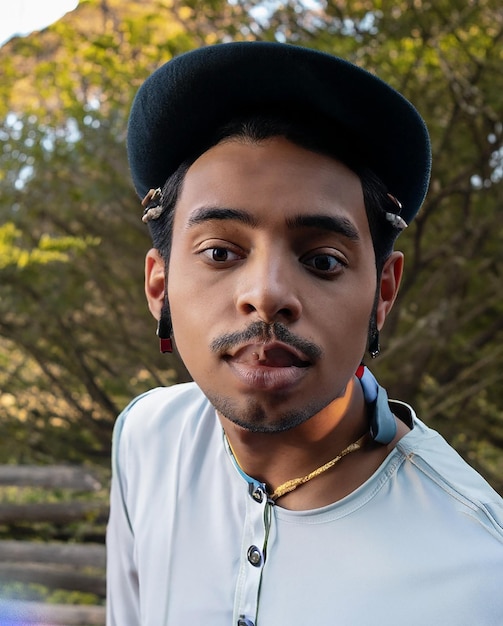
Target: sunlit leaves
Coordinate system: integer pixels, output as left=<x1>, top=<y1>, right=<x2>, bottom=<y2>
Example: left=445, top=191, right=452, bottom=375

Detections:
left=0, top=223, right=99, bottom=271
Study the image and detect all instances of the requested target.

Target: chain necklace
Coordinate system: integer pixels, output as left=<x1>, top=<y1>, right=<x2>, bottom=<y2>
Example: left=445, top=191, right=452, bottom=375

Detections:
left=226, top=433, right=367, bottom=502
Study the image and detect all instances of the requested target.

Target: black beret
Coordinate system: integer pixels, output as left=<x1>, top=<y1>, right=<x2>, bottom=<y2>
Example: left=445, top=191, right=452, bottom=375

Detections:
left=128, top=41, right=431, bottom=225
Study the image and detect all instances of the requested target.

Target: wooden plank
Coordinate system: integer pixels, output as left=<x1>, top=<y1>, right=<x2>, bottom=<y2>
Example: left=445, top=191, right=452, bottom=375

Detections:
left=0, top=465, right=102, bottom=490
left=0, top=501, right=109, bottom=524
left=0, top=563, right=106, bottom=597
left=0, top=540, right=105, bottom=568
left=0, top=599, right=105, bottom=625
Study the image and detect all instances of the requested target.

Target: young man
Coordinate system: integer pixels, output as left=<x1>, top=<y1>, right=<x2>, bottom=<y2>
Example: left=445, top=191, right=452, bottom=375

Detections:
left=107, top=42, right=503, bottom=625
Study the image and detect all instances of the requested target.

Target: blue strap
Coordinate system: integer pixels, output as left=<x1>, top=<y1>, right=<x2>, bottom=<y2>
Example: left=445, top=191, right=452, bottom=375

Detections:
left=359, top=367, right=397, bottom=445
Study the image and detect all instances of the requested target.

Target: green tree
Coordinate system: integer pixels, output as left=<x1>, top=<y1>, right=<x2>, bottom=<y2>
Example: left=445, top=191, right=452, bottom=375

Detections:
left=0, top=0, right=200, bottom=462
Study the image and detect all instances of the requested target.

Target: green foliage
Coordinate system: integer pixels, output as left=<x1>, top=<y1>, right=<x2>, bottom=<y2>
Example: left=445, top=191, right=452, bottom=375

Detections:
left=0, top=0, right=502, bottom=491
left=0, top=222, right=98, bottom=270
left=0, top=0, right=193, bottom=463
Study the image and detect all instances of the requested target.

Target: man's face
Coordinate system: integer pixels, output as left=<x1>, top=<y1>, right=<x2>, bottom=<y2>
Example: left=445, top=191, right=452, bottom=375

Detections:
left=150, top=136, right=394, bottom=433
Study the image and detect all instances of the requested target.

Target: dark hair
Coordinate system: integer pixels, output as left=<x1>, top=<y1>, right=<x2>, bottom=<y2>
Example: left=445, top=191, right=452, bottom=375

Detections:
left=148, top=113, right=402, bottom=273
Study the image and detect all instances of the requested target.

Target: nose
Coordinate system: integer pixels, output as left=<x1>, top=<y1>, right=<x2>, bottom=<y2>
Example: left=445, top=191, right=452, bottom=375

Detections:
left=235, top=251, right=302, bottom=324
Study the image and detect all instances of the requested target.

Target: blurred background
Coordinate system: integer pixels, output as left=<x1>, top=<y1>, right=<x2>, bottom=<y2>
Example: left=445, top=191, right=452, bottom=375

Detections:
left=0, top=0, right=502, bottom=512
left=0, top=0, right=501, bottom=616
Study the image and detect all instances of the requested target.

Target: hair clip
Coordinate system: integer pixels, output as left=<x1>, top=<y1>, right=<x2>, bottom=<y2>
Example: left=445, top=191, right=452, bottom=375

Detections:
left=141, top=187, right=164, bottom=223
left=385, top=212, right=408, bottom=231
left=385, top=193, right=408, bottom=231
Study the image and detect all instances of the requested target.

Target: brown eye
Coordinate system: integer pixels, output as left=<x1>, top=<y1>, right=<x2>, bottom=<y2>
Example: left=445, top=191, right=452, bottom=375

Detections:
left=200, top=246, right=242, bottom=264
left=303, top=253, right=345, bottom=274
left=313, top=256, right=335, bottom=271
left=212, top=248, right=229, bottom=262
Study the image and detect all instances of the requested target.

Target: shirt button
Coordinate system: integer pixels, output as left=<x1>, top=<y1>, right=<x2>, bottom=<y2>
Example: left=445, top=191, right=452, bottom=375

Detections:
left=249, top=485, right=264, bottom=503
left=237, top=619, right=255, bottom=626
left=247, top=545, right=262, bottom=567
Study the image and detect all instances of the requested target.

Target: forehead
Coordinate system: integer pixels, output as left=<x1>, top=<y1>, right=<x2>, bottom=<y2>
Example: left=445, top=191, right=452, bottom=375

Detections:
left=175, top=136, right=370, bottom=237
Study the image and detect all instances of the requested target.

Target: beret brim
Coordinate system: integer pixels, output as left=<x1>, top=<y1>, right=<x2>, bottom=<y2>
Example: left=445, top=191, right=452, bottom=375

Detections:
left=127, top=41, right=431, bottom=224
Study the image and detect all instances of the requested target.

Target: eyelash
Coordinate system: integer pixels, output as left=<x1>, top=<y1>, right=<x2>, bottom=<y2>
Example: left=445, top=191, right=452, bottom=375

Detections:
left=199, top=244, right=348, bottom=277
left=200, top=246, right=243, bottom=264
left=301, top=252, right=348, bottom=276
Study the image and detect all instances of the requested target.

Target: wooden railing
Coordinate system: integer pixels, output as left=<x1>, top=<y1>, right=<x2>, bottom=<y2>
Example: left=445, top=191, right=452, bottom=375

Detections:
left=0, top=465, right=108, bottom=625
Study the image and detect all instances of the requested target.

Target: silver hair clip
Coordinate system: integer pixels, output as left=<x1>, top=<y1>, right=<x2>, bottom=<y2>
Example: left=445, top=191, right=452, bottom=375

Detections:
left=141, top=187, right=164, bottom=223
left=385, top=193, right=408, bottom=231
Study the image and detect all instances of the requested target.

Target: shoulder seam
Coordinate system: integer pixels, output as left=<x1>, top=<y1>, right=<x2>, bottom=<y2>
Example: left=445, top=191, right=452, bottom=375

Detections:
left=408, top=453, right=503, bottom=541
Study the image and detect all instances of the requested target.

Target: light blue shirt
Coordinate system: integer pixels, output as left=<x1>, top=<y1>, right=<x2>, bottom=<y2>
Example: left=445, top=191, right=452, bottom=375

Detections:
left=107, top=382, right=503, bottom=625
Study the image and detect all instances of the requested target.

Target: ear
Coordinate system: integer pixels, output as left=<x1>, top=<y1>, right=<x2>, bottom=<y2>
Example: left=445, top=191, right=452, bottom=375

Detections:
left=145, top=248, right=166, bottom=321
left=375, top=251, right=404, bottom=331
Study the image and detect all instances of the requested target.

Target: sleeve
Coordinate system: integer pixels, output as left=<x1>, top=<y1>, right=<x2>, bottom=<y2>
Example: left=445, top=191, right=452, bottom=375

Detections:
left=106, top=409, right=141, bottom=626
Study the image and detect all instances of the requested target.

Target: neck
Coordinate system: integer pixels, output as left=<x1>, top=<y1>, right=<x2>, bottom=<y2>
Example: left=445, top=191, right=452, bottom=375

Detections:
left=219, top=377, right=370, bottom=502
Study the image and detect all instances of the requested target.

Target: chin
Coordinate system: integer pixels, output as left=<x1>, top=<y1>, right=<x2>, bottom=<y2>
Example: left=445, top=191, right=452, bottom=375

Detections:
left=210, top=393, right=327, bottom=434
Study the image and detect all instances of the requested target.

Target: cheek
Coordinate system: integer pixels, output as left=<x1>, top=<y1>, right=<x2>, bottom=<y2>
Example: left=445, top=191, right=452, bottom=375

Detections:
left=320, top=275, right=376, bottom=354
left=166, top=255, right=221, bottom=372
left=167, top=262, right=197, bottom=331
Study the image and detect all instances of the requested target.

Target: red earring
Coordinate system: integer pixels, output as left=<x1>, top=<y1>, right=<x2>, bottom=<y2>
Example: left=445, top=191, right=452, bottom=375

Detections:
left=159, top=337, right=173, bottom=353
left=157, top=318, right=173, bottom=354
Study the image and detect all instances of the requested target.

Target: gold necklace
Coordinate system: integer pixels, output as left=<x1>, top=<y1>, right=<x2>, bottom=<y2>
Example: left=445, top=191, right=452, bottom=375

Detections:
left=226, top=433, right=367, bottom=502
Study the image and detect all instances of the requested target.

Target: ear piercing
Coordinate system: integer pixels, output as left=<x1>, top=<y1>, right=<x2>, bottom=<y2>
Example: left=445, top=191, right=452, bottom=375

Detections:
left=157, top=317, right=173, bottom=353
left=368, top=331, right=380, bottom=358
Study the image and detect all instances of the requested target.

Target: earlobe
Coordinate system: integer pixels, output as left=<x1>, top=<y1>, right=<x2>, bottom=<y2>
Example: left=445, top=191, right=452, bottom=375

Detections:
left=376, top=251, right=404, bottom=330
left=145, top=248, right=166, bottom=320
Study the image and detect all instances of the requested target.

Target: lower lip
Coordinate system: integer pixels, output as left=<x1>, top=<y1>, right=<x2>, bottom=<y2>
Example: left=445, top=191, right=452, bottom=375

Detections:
left=226, top=361, right=310, bottom=392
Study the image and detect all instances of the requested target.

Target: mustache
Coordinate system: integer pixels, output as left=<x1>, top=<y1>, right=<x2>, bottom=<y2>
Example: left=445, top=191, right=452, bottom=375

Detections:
left=210, top=321, right=323, bottom=362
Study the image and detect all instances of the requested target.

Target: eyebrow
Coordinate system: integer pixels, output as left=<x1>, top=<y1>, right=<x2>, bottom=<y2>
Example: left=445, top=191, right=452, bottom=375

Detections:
left=187, top=206, right=360, bottom=242
left=187, top=207, right=259, bottom=228
left=286, top=214, right=360, bottom=242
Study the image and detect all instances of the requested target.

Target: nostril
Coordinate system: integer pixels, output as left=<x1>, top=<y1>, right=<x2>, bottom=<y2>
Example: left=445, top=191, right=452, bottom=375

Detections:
left=278, top=307, right=294, bottom=318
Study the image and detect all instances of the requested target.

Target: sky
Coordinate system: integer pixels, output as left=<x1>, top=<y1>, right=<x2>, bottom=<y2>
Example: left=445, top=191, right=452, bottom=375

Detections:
left=0, top=0, right=78, bottom=47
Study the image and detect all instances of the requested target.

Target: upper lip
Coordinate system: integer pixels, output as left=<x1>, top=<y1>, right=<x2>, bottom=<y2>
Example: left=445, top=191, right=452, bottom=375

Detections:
left=224, top=341, right=313, bottom=367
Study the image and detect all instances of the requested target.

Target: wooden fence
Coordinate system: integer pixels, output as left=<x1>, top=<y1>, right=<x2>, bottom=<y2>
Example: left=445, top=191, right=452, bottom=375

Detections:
left=0, top=465, right=108, bottom=625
